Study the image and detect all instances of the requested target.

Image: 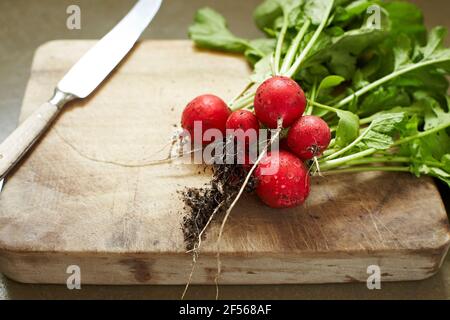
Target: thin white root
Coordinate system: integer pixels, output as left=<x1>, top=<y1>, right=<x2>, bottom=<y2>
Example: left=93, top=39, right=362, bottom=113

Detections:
left=181, top=247, right=198, bottom=300
left=214, top=119, right=283, bottom=300
left=313, top=156, right=323, bottom=177
left=54, top=127, right=206, bottom=168
left=181, top=200, right=226, bottom=300
left=186, top=201, right=224, bottom=254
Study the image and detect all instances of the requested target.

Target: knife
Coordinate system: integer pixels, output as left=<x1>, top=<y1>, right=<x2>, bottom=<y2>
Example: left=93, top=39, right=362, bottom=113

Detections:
left=0, top=0, right=162, bottom=192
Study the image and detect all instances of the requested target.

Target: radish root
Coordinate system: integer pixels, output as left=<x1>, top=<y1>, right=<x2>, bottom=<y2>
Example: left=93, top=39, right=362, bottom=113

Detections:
left=214, top=118, right=283, bottom=300
left=180, top=137, right=253, bottom=299
left=181, top=200, right=225, bottom=300
left=54, top=127, right=201, bottom=167
left=312, top=156, right=323, bottom=176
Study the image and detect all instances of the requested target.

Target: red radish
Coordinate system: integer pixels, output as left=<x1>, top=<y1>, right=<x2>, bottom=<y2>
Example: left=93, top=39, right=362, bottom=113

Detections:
left=226, top=110, right=260, bottom=133
left=181, top=94, right=231, bottom=145
left=254, top=150, right=310, bottom=208
left=226, top=110, right=260, bottom=146
left=287, top=115, right=331, bottom=160
left=254, top=76, right=306, bottom=128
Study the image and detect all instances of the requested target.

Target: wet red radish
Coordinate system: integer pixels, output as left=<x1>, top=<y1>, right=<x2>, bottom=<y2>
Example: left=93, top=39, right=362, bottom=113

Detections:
left=226, top=110, right=260, bottom=133
left=254, top=76, right=306, bottom=128
left=226, top=110, right=260, bottom=146
left=287, top=115, right=331, bottom=160
left=181, top=94, right=231, bottom=145
left=254, top=150, right=310, bottom=208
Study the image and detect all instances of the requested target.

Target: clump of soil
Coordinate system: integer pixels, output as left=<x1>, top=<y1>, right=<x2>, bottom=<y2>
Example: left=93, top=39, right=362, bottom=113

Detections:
left=181, top=143, right=256, bottom=251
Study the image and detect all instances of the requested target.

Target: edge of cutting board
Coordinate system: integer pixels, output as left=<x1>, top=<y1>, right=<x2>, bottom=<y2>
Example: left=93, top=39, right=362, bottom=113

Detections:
left=1, top=242, right=449, bottom=284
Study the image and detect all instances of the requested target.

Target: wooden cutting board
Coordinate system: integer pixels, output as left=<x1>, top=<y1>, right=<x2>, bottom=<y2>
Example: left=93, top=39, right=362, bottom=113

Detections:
left=0, top=40, right=449, bottom=285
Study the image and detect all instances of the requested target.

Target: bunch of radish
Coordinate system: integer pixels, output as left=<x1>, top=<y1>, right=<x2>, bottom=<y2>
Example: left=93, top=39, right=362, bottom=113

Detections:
left=181, top=76, right=331, bottom=209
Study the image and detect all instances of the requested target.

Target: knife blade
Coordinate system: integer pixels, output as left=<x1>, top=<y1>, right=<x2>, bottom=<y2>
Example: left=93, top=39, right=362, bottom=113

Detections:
left=0, top=0, right=162, bottom=192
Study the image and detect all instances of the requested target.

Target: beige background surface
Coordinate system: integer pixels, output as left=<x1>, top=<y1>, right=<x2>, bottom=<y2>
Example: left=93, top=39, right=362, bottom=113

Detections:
left=0, top=0, right=449, bottom=299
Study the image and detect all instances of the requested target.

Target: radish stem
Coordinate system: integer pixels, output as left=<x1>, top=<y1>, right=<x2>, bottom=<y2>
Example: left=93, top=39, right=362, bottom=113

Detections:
left=311, top=101, right=340, bottom=113
left=393, top=122, right=450, bottom=146
left=274, top=13, right=289, bottom=74
left=322, top=166, right=410, bottom=175
left=325, top=123, right=374, bottom=160
left=229, top=82, right=255, bottom=105
left=336, top=57, right=450, bottom=109
left=305, top=81, right=317, bottom=115
left=230, top=92, right=256, bottom=111
left=319, top=148, right=377, bottom=170
left=280, top=20, right=311, bottom=74
left=285, top=1, right=334, bottom=78
left=344, top=156, right=445, bottom=169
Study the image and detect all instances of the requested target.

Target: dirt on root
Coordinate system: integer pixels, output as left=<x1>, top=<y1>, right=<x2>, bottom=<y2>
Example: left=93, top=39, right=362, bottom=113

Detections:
left=180, top=144, right=257, bottom=251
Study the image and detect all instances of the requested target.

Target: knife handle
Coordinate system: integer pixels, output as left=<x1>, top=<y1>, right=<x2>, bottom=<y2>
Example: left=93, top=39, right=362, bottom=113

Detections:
left=0, top=89, right=75, bottom=180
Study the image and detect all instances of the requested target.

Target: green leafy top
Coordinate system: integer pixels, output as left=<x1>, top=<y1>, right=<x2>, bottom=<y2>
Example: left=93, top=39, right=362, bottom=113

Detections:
left=189, top=0, right=450, bottom=187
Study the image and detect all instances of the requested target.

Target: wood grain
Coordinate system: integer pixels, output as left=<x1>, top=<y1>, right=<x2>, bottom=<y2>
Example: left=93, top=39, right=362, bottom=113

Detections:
left=0, top=40, right=449, bottom=284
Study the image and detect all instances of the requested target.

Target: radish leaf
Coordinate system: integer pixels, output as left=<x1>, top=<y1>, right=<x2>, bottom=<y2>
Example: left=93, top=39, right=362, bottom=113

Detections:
left=335, top=110, right=360, bottom=148
left=189, top=8, right=249, bottom=53
left=317, top=75, right=345, bottom=94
